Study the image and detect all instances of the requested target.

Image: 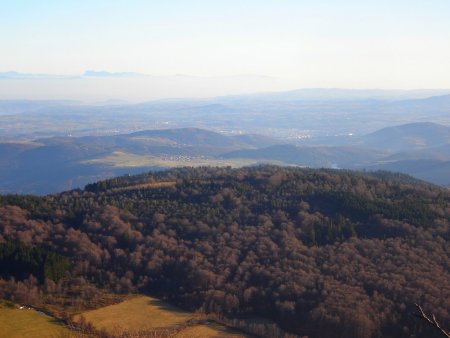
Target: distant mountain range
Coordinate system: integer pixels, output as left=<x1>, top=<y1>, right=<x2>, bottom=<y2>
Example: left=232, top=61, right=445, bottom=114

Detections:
left=2, top=72, right=450, bottom=102
left=0, top=70, right=146, bottom=79
left=219, top=89, right=450, bottom=102
left=83, top=70, right=144, bottom=77
left=0, top=70, right=277, bottom=80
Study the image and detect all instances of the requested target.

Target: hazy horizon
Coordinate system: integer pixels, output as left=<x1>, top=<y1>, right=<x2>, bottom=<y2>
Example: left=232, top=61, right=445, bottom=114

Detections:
left=2, top=1, right=450, bottom=101
left=0, top=72, right=296, bottom=102
left=1, top=71, right=450, bottom=103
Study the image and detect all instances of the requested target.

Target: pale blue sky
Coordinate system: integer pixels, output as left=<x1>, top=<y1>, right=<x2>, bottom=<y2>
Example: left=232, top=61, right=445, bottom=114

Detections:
left=1, top=0, right=450, bottom=92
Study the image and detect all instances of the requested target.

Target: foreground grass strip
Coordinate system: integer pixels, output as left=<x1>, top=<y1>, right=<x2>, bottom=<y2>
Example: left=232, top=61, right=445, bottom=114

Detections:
left=0, top=303, right=71, bottom=338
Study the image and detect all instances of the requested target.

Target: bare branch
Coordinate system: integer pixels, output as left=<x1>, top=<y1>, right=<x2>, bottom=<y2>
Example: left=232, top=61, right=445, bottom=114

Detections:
left=415, top=304, right=450, bottom=338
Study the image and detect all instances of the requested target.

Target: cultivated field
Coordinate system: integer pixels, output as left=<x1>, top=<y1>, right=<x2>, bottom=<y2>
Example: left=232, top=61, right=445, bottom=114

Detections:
left=83, top=151, right=277, bottom=168
left=0, top=302, right=71, bottom=338
left=73, top=295, right=246, bottom=337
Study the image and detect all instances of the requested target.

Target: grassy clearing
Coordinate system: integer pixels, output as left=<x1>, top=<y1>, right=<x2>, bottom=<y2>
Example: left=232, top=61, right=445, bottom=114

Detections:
left=0, top=302, right=71, bottom=338
left=73, top=296, right=194, bottom=333
left=109, top=181, right=177, bottom=192
left=174, top=323, right=246, bottom=337
left=0, top=141, right=43, bottom=146
left=83, top=151, right=278, bottom=168
left=73, top=295, right=247, bottom=337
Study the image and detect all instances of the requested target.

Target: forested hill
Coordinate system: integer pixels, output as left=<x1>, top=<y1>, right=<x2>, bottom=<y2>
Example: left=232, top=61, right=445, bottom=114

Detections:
left=0, top=166, right=449, bottom=338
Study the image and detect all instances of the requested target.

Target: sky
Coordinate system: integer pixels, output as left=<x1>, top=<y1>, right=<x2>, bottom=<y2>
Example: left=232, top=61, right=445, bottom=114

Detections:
left=1, top=0, right=450, bottom=100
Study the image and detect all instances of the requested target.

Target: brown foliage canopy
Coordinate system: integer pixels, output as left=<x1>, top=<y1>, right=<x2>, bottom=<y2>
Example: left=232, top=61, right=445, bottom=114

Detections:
left=1, top=166, right=449, bottom=337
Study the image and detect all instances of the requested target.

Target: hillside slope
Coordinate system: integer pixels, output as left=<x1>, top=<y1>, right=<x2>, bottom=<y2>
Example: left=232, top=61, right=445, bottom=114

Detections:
left=0, top=128, right=281, bottom=194
left=0, top=166, right=449, bottom=337
left=361, top=122, right=450, bottom=151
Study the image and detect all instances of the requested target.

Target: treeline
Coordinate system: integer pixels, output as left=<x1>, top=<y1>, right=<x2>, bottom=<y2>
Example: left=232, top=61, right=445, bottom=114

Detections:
left=0, top=166, right=449, bottom=337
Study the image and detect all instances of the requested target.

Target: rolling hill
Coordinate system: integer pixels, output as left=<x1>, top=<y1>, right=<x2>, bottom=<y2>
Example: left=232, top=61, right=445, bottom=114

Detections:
left=0, top=166, right=448, bottom=337
left=360, top=122, right=450, bottom=151
left=2, top=122, right=450, bottom=193
left=0, top=128, right=282, bottom=194
left=221, top=144, right=386, bottom=167
left=361, top=159, right=450, bottom=185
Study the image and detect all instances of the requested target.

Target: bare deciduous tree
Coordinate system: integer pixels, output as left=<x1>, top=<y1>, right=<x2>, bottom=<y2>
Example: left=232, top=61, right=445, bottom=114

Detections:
left=415, top=304, right=450, bottom=338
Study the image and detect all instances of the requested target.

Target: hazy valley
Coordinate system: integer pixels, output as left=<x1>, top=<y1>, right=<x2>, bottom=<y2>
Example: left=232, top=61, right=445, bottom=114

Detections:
left=1, top=90, right=450, bottom=194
